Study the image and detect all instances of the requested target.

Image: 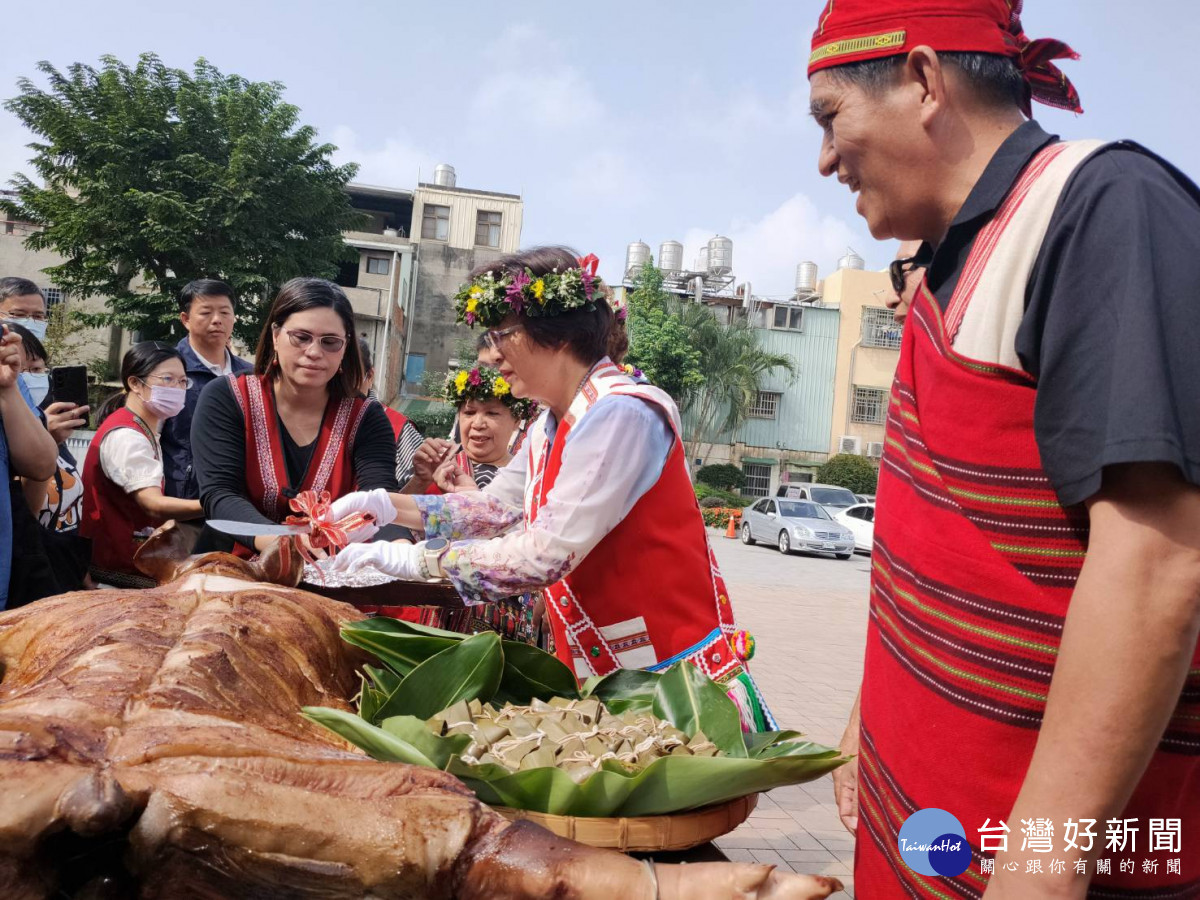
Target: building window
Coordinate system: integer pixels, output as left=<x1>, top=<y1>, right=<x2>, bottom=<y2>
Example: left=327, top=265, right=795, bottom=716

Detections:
left=475, top=210, right=502, bottom=248
left=421, top=204, right=450, bottom=241
left=742, top=463, right=771, bottom=498
left=43, top=288, right=64, bottom=307
left=365, top=256, right=391, bottom=276
left=851, top=387, right=888, bottom=425
left=748, top=390, right=781, bottom=419
left=862, top=306, right=903, bottom=349
left=772, top=306, right=804, bottom=331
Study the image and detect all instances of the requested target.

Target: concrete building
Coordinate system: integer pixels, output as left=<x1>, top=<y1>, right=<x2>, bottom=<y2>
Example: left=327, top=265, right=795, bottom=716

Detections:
left=821, top=267, right=901, bottom=464
left=695, top=298, right=841, bottom=498
left=402, top=179, right=523, bottom=391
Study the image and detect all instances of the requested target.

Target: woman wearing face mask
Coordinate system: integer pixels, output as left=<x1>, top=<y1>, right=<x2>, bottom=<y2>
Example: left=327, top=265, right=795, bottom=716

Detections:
left=190, top=278, right=406, bottom=558
left=80, top=342, right=204, bottom=587
left=331, top=248, right=775, bottom=732
left=10, top=325, right=87, bottom=537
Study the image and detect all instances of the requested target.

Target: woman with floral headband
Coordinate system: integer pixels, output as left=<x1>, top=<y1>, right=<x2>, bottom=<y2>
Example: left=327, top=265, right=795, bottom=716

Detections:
left=331, top=247, right=774, bottom=732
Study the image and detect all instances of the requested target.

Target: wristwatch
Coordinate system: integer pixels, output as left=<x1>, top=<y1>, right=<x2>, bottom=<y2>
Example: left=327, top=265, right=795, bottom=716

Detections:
left=418, top=538, right=450, bottom=582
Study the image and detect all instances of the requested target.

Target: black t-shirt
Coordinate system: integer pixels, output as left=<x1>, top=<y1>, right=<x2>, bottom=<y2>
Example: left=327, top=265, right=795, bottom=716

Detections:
left=192, top=377, right=405, bottom=552
left=920, top=120, right=1200, bottom=507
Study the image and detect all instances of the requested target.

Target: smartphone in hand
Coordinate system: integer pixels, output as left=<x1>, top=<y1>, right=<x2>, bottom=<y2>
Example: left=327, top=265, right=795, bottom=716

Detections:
left=50, top=365, right=90, bottom=428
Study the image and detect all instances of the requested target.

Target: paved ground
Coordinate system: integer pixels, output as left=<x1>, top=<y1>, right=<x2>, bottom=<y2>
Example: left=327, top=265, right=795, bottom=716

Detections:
left=708, top=529, right=872, bottom=898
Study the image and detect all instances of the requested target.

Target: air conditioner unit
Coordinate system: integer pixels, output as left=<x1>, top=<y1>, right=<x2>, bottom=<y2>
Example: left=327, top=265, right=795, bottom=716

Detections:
left=838, top=435, right=861, bottom=455
left=867, top=441, right=885, bottom=459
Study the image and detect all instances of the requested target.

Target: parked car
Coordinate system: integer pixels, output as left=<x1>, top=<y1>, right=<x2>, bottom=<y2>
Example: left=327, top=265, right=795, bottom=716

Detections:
left=853, top=493, right=876, bottom=505
left=835, top=503, right=875, bottom=554
left=740, top=497, right=855, bottom=559
left=774, top=482, right=860, bottom=516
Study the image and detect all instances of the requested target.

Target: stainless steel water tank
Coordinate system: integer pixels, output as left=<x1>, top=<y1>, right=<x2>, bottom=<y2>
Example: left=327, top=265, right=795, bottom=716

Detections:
left=433, top=164, right=456, bottom=187
left=625, top=241, right=652, bottom=276
left=707, top=235, right=733, bottom=275
left=795, top=261, right=819, bottom=293
left=659, top=240, right=684, bottom=275
left=837, top=248, right=865, bottom=270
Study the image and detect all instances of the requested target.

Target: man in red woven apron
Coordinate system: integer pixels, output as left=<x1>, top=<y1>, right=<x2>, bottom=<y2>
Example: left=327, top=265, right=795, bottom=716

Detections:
left=807, top=1, right=1200, bottom=897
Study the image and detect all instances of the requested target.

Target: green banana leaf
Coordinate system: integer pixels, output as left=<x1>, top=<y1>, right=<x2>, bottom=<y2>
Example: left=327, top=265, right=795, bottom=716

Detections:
left=745, top=729, right=806, bottom=757
left=651, top=662, right=746, bottom=758
left=363, top=664, right=402, bottom=694
left=380, top=715, right=471, bottom=769
left=377, top=630, right=503, bottom=720
left=306, top=706, right=846, bottom=817
left=341, top=623, right=457, bottom=677
left=581, top=668, right=660, bottom=714
left=494, top=640, right=581, bottom=704
left=450, top=748, right=846, bottom=817
left=302, top=707, right=437, bottom=767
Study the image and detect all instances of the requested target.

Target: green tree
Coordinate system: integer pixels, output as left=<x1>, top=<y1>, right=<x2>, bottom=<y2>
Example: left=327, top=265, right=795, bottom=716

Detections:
left=1, top=54, right=363, bottom=346
left=624, top=261, right=704, bottom=403
left=679, top=305, right=796, bottom=463
left=695, top=463, right=746, bottom=491
left=816, top=454, right=879, bottom=495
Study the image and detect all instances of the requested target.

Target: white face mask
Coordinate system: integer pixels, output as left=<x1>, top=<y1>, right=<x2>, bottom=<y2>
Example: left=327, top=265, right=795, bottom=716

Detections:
left=143, top=385, right=187, bottom=419
left=4, top=317, right=48, bottom=342
left=21, top=372, right=49, bottom=407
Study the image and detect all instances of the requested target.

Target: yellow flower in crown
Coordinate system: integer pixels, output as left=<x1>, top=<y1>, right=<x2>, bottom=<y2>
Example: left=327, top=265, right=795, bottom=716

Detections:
left=532, top=279, right=546, bottom=304
left=494, top=376, right=511, bottom=396
left=454, top=371, right=469, bottom=393
left=469, top=285, right=483, bottom=300
left=466, top=296, right=479, bottom=314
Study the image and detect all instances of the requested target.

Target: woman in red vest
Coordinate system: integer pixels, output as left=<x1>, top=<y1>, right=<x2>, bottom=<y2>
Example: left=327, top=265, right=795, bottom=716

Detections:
left=80, top=342, right=205, bottom=586
left=331, top=248, right=774, bottom=732
left=191, top=278, right=406, bottom=557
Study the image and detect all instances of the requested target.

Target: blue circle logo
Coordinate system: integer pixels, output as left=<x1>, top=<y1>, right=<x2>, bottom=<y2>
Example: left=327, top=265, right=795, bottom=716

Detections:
left=897, top=809, right=971, bottom=877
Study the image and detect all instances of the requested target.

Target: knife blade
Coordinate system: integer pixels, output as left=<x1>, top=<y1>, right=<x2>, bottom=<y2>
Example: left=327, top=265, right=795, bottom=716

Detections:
left=206, top=519, right=312, bottom=537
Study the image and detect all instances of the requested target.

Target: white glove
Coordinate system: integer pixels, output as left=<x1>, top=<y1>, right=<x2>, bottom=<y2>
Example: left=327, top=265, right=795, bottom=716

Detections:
left=330, top=488, right=398, bottom=543
left=329, top=541, right=424, bottom=581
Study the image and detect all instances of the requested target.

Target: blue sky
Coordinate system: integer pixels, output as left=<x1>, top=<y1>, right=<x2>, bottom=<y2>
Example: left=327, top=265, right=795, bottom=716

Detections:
left=2, top=0, right=1197, bottom=298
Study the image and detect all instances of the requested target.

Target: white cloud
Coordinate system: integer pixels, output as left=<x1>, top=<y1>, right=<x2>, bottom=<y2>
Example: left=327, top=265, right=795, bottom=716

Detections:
left=680, top=192, right=869, bottom=298
left=328, top=125, right=434, bottom=189
left=469, top=25, right=606, bottom=131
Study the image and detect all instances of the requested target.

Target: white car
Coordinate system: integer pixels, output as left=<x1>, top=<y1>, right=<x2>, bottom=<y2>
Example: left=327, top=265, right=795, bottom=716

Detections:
left=835, top=503, right=875, bottom=554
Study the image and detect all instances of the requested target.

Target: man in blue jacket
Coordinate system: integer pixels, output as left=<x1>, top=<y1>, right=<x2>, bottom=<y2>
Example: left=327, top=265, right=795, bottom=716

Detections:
left=160, top=279, right=253, bottom=502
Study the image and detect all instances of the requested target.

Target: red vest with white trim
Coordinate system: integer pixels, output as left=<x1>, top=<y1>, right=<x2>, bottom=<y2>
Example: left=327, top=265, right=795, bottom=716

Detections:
left=526, top=360, right=740, bottom=682
left=79, top=407, right=161, bottom=574
left=225, top=374, right=371, bottom=554
left=856, top=141, right=1200, bottom=895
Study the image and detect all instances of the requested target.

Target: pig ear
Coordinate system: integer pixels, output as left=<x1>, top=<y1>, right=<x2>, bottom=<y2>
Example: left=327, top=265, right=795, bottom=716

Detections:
left=133, top=520, right=192, bottom=584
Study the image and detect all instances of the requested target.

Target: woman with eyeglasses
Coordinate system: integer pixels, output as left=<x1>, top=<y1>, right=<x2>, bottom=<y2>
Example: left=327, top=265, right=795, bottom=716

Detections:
left=79, top=341, right=205, bottom=586
left=329, top=247, right=775, bottom=733
left=190, top=277, right=405, bottom=558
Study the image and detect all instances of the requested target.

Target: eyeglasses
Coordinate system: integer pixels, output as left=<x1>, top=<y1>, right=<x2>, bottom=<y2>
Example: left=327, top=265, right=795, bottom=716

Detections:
left=0, top=310, right=47, bottom=321
left=888, top=255, right=925, bottom=296
left=142, top=374, right=193, bottom=390
left=484, top=324, right=522, bottom=351
left=279, top=327, right=347, bottom=353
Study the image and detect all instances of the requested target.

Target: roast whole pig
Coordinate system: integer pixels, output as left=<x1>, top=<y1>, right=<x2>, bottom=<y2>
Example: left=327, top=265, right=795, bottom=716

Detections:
left=0, top=528, right=841, bottom=899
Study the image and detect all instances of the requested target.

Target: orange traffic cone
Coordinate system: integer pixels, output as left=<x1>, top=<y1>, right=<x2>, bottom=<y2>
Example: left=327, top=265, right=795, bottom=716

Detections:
left=725, top=514, right=737, bottom=539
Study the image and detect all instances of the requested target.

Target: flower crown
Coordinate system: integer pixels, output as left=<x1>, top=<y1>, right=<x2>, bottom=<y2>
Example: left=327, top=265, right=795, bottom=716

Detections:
left=443, top=366, right=536, bottom=421
left=454, top=254, right=613, bottom=328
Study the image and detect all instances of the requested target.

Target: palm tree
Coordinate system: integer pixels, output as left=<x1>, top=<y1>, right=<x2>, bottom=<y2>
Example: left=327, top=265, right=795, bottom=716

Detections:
left=674, top=304, right=796, bottom=464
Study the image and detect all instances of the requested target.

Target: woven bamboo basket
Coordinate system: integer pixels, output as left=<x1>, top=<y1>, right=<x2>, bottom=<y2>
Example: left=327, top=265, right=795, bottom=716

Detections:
left=495, top=793, right=758, bottom=852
